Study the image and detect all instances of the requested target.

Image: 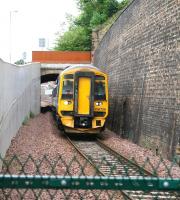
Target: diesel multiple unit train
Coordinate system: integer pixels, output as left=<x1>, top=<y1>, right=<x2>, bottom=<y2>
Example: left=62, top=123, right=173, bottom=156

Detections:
left=52, top=65, right=108, bottom=134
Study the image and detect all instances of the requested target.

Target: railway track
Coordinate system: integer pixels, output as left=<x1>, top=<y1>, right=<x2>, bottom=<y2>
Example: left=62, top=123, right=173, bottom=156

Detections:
left=67, top=137, right=179, bottom=200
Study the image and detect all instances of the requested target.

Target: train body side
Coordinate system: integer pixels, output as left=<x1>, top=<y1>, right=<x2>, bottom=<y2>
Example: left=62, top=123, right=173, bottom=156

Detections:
left=52, top=66, right=108, bottom=134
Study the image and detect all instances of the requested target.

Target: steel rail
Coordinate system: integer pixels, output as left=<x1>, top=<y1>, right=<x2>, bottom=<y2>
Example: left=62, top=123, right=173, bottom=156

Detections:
left=66, top=136, right=103, bottom=176
left=66, top=136, right=178, bottom=200
left=66, top=136, right=133, bottom=199
left=97, top=139, right=153, bottom=176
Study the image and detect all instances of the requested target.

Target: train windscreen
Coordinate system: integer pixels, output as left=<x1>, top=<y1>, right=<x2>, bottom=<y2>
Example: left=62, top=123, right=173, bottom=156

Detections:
left=62, top=80, right=73, bottom=99
left=94, top=81, right=106, bottom=100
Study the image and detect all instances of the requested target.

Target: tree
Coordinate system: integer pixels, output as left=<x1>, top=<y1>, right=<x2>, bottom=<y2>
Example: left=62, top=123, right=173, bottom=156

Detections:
left=54, top=0, right=129, bottom=51
left=75, top=0, right=120, bottom=28
left=54, top=26, right=91, bottom=51
left=14, top=59, right=25, bottom=65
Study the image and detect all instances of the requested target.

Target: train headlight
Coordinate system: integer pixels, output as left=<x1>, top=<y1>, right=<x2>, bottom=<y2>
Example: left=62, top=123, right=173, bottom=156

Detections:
left=64, top=101, right=71, bottom=105
left=96, top=102, right=102, bottom=106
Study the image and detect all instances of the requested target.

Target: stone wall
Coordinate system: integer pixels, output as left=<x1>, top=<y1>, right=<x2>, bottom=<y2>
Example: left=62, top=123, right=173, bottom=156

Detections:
left=0, top=59, right=40, bottom=159
left=93, top=0, right=180, bottom=159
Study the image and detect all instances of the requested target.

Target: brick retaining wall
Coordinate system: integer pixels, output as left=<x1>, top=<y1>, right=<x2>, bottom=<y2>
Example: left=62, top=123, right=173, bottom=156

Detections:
left=93, top=0, right=180, bottom=159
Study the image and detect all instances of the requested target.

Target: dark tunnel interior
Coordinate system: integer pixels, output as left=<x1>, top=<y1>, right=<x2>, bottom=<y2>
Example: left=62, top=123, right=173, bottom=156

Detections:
left=41, top=73, right=59, bottom=84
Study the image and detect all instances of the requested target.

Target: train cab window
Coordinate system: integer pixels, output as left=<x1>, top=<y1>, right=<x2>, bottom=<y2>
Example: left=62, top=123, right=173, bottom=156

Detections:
left=94, top=81, right=106, bottom=100
left=64, top=74, right=73, bottom=79
left=62, top=80, right=73, bottom=99
left=95, top=75, right=105, bottom=80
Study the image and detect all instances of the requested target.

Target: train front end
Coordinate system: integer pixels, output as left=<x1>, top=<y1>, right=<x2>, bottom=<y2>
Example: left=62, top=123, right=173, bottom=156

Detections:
left=57, top=66, right=108, bottom=134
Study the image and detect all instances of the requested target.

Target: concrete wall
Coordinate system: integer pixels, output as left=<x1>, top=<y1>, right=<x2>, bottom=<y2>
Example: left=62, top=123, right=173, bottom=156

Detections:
left=0, top=59, right=40, bottom=159
left=93, top=0, right=180, bottom=159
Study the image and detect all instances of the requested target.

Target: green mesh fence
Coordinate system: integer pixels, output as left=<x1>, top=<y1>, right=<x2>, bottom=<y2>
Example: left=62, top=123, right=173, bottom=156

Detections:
left=0, top=155, right=180, bottom=199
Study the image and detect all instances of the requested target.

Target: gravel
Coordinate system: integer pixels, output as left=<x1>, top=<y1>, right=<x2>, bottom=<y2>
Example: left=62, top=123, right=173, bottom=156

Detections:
left=2, top=112, right=95, bottom=176
left=0, top=112, right=121, bottom=199
left=101, top=129, right=180, bottom=178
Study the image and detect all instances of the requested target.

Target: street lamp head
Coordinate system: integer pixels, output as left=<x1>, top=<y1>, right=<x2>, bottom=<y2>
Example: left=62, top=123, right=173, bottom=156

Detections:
left=10, top=10, right=18, bottom=13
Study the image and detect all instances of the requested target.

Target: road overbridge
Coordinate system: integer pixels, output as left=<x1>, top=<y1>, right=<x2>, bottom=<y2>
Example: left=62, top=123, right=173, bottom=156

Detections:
left=32, top=51, right=92, bottom=83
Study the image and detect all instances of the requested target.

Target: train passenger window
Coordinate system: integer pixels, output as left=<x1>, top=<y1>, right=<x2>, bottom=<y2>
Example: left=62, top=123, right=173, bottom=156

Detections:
left=62, top=80, right=73, bottom=99
left=94, top=81, right=106, bottom=100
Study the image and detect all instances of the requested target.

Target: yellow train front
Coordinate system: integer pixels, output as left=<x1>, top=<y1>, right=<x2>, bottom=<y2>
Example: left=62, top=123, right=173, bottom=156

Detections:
left=53, top=65, right=108, bottom=134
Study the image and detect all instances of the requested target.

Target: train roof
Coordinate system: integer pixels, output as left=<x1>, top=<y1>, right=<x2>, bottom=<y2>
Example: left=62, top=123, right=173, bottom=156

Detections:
left=62, top=65, right=104, bottom=73
left=63, top=65, right=100, bottom=71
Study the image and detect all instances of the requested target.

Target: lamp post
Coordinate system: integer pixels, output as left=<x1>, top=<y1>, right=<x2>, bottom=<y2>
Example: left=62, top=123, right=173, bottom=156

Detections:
left=9, top=10, right=18, bottom=63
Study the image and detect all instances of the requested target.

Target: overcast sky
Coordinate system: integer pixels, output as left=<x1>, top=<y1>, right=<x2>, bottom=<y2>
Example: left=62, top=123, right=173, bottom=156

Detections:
left=0, top=0, right=79, bottom=63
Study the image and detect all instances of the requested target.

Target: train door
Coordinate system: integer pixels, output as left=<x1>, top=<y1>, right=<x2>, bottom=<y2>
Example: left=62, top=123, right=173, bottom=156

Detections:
left=74, top=72, right=94, bottom=128
left=78, top=77, right=91, bottom=115
left=74, top=72, right=94, bottom=116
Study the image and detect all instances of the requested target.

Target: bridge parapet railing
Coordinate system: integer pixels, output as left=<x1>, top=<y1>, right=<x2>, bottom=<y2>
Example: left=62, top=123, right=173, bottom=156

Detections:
left=0, top=155, right=180, bottom=199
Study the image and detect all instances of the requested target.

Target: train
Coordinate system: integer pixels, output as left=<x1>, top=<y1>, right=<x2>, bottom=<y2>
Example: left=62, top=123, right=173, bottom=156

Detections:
left=52, top=65, right=108, bottom=134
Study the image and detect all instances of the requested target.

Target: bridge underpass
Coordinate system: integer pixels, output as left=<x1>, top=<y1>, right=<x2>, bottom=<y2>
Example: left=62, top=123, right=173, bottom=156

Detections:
left=32, top=51, right=91, bottom=82
left=41, top=73, right=59, bottom=83
left=40, top=64, right=92, bottom=83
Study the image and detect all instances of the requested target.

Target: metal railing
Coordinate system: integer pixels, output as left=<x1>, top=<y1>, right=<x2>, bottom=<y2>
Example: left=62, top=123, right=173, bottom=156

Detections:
left=0, top=155, right=180, bottom=199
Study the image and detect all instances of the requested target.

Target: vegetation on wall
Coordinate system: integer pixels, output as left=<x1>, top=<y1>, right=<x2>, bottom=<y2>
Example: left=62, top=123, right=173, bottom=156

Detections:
left=54, top=0, right=129, bottom=51
left=14, top=59, right=25, bottom=65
